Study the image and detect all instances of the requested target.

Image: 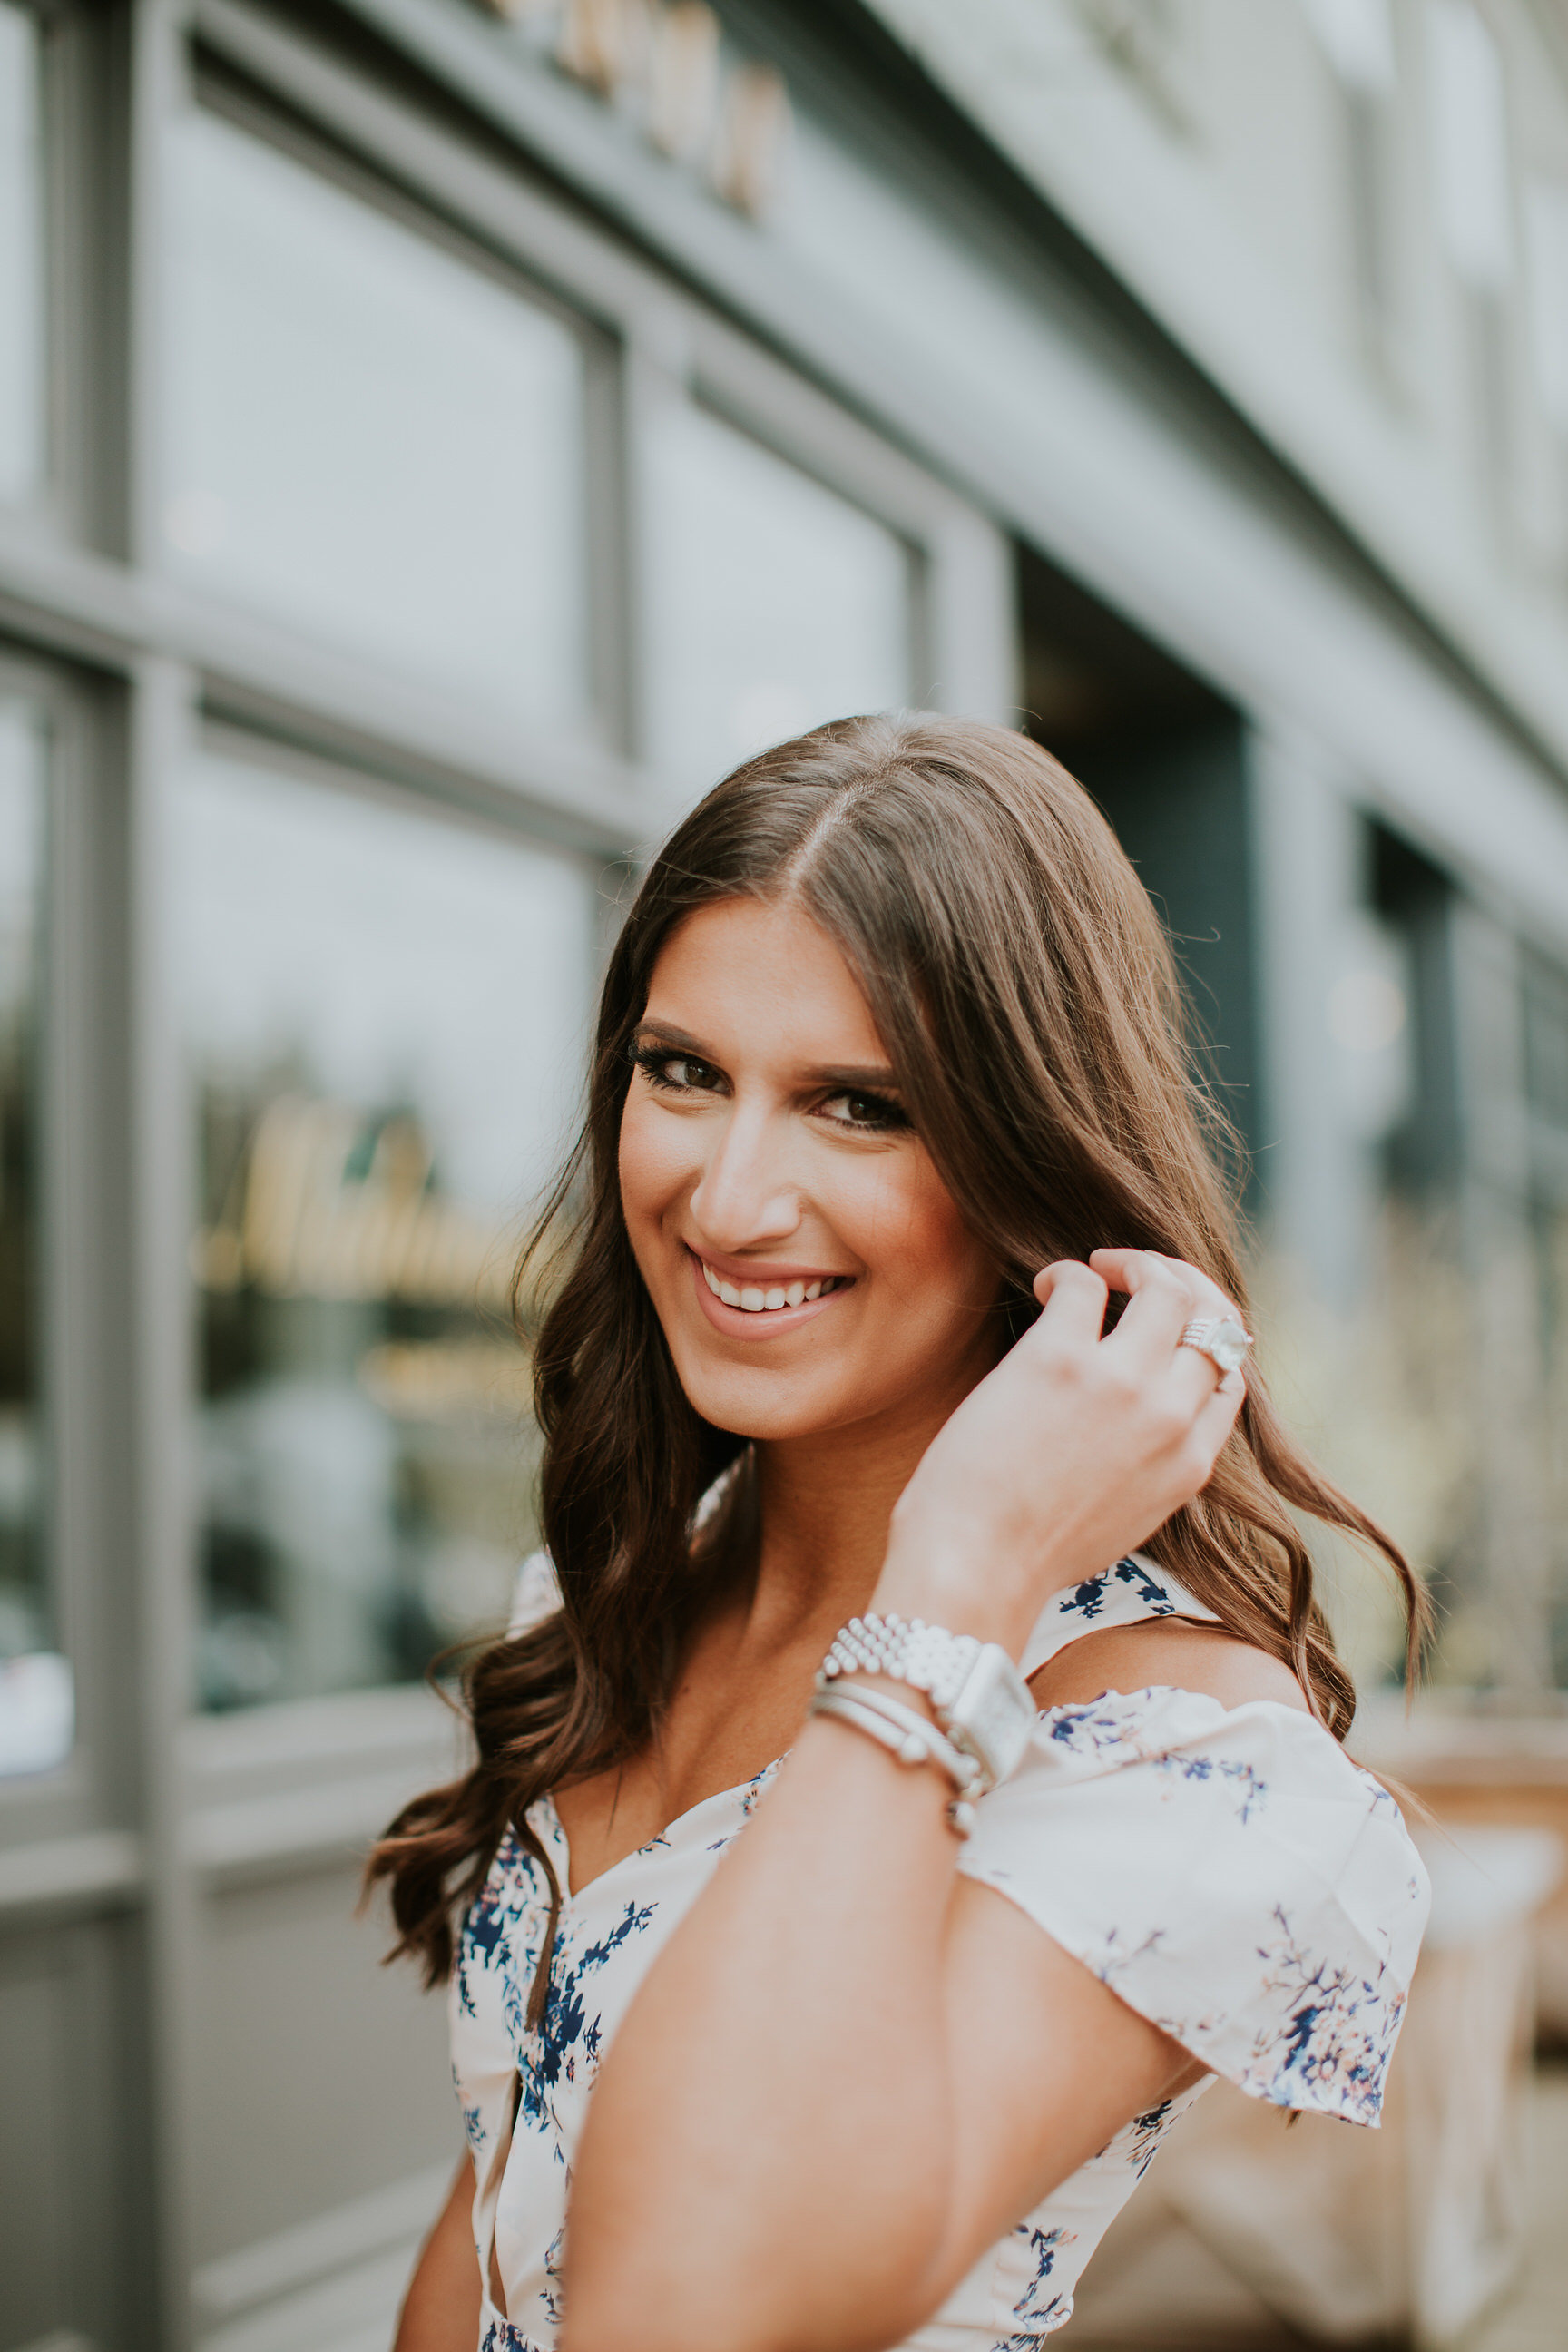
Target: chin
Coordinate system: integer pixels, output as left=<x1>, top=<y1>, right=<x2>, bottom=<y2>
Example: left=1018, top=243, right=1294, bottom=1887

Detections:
left=679, top=1372, right=841, bottom=1444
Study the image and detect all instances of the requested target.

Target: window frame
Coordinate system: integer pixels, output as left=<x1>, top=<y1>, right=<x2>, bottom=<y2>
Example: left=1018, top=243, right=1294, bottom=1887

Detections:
left=0, top=644, right=132, bottom=1854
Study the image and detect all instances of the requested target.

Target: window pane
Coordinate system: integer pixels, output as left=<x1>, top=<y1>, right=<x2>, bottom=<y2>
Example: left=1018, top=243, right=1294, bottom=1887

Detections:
left=645, top=403, right=911, bottom=807
left=0, top=699, right=60, bottom=1775
left=164, top=112, right=590, bottom=730
left=176, top=752, right=593, bottom=1710
left=0, top=4, right=44, bottom=505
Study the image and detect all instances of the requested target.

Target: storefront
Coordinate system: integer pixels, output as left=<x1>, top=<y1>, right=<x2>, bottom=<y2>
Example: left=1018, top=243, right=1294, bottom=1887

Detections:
left=3, top=4, right=1567, bottom=2347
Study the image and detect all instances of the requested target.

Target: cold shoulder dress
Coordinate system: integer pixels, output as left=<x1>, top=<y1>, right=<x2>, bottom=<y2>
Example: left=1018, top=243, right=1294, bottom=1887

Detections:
left=448, top=1553, right=1429, bottom=2350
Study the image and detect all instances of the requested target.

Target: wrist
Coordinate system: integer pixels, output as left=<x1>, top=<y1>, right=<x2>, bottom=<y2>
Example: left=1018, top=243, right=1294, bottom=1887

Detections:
left=873, top=1515, right=1048, bottom=1661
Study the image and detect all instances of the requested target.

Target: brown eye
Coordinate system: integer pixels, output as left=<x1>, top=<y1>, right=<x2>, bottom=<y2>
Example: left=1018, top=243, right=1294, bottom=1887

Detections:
left=818, top=1090, right=910, bottom=1133
left=634, top=1049, right=723, bottom=1096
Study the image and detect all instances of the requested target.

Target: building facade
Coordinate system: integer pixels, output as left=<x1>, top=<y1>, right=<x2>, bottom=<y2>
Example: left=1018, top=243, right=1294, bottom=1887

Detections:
left=1, top=1, right=1566, bottom=2347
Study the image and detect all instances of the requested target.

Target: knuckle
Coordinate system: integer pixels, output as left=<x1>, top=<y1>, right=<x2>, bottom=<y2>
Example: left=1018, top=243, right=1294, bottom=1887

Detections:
left=1152, top=1396, right=1191, bottom=1446
left=1181, top=1434, right=1217, bottom=1486
left=1058, top=1259, right=1106, bottom=1295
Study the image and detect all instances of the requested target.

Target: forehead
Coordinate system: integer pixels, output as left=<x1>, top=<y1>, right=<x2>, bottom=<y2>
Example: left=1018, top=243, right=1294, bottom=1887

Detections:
left=643, top=897, right=887, bottom=1065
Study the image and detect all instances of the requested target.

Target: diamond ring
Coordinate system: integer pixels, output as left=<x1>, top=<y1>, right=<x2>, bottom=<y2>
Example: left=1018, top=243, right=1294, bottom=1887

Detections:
left=1178, top=1316, right=1252, bottom=1376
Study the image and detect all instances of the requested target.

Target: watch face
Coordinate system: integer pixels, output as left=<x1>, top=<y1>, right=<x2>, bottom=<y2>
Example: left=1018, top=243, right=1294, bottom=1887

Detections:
left=951, top=1648, right=1034, bottom=1787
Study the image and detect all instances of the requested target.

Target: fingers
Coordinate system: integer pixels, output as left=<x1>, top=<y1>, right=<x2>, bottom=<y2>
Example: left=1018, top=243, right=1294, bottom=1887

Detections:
left=1030, top=1259, right=1110, bottom=1344
left=1090, top=1247, right=1239, bottom=1322
left=1191, top=1366, right=1248, bottom=1458
left=1088, top=1248, right=1196, bottom=1366
left=1028, top=1250, right=1250, bottom=1437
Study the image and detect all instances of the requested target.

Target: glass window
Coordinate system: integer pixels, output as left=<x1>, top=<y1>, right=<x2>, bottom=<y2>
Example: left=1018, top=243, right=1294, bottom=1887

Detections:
left=164, top=111, right=590, bottom=729
left=175, top=750, right=594, bottom=1710
left=644, top=401, right=911, bottom=808
left=0, top=697, right=61, bottom=1774
left=0, top=3, right=44, bottom=505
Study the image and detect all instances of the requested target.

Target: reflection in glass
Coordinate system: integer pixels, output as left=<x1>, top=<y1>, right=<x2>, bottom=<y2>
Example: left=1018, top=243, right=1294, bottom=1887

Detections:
left=645, top=402, right=911, bottom=808
left=0, top=5, right=44, bottom=505
left=176, top=752, right=593, bottom=1709
left=164, top=111, right=589, bottom=729
left=0, top=701, right=54, bottom=1773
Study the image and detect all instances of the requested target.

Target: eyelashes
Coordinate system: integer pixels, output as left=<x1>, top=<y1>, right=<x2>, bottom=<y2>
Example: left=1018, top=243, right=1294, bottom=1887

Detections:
left=630, top=1046, right=910, bottom=1135
left=825, top=1090, right=911, bottom=1135
left=632, top=1045, right=722, bottom=1097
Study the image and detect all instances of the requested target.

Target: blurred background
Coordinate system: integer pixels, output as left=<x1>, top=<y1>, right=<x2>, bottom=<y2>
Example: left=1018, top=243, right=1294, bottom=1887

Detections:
left=2, top=0, right=1568, bottom=2347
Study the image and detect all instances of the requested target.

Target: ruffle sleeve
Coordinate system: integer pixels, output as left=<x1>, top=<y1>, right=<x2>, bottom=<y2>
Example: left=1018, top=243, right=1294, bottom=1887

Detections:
left=957, top=1689, right=1430, bottom=2128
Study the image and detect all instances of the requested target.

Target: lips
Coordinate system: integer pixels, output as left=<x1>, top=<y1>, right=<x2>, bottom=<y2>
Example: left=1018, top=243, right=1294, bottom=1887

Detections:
left=685, top=1248, right=852, bottom=1338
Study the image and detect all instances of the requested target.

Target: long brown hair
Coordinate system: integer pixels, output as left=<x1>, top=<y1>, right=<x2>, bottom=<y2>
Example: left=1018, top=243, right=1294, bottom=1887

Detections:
left=368, top=713, right=1427, bottom=1987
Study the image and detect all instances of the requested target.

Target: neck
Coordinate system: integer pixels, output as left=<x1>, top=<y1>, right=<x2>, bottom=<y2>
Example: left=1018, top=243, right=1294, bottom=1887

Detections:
left=741, top=1358, right=991, bottom=1648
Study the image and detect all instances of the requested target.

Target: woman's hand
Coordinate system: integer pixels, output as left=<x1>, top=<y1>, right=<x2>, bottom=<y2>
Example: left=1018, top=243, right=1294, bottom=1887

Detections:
left=876, top=1249, right=1246, bottom=1654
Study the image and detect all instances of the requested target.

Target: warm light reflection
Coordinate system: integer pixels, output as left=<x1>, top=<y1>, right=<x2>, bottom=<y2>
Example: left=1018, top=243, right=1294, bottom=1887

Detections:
left=192, top=1093, right=514, bottom=1311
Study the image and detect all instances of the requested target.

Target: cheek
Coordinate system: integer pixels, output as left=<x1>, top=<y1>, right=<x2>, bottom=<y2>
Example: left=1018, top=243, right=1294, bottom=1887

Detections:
left=617, top=1097, right=682, bottom=1241
left=845, top=1154, right=991, bottom=1309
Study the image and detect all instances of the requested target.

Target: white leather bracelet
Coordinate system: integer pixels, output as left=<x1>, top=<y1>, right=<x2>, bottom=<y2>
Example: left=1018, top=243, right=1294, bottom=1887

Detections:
left=808, top=1684, right=980, bottom=1838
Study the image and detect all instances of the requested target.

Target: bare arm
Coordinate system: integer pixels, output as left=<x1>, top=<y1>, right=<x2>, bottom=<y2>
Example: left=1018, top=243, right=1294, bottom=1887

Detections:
left=392, top=2156, right=479, bottom=2352
left=563, top=1253, right=1248, bottom=2352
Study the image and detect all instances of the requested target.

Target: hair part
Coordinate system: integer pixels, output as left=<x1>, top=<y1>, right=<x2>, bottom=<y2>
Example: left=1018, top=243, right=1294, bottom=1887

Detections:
left=368, top=713, right=1428, bottom=1986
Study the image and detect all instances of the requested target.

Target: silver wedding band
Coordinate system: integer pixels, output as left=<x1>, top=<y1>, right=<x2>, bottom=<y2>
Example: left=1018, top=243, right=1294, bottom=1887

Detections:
left=1178, top=1316, right=1252, bottom=1377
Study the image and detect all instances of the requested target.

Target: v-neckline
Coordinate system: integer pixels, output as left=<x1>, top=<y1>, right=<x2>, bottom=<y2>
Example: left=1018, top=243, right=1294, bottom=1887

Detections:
left=538, top=1756, right=788, bottom=1902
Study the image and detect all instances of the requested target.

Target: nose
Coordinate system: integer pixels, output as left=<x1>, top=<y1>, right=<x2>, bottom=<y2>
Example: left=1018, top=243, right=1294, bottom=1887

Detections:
left=687, top=1096, right=803, bottom=1255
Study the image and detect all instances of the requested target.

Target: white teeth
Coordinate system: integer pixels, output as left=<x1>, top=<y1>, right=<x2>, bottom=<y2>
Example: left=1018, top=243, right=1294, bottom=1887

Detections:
left=700, top=1259, right=840, bottom=1310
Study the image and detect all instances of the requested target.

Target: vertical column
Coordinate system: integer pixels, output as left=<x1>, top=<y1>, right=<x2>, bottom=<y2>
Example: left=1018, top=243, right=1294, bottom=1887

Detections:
left=127, top=4, right=202, bottom=2344
left=926, top=506, right=1018, bottom=728
left=619, top=310, right=691, bottom=840
left=1248, top=722, right=1379, bottom=1307
left=126, top=652, right=202, bottom=2352
left=1450, top=905, right=1553, bottom=1700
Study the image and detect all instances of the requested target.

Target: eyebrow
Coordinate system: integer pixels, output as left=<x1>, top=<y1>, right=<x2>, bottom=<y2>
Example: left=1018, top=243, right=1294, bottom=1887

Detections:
left=632, top=1019, right=900, bottom=1093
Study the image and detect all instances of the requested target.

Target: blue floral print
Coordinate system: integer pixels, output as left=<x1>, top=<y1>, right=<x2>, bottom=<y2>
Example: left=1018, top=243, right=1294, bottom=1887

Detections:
left=1005, top=2220, right=1074, bottom=2335
left=1056, top=1555, right=1178, bottom=1625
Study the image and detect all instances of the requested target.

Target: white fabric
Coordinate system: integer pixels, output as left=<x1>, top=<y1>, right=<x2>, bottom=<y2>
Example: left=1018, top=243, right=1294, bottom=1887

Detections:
left=450, top=1553, right=1429, bottom=2349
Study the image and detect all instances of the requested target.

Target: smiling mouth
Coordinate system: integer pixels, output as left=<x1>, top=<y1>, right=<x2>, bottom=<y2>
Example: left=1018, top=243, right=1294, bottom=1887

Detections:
left=694, top=1256, right=849, bottom=1314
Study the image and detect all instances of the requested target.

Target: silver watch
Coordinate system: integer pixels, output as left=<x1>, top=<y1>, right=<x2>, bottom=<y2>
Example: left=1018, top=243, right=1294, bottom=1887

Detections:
left=818, top=1614, right=1035, bottom=1793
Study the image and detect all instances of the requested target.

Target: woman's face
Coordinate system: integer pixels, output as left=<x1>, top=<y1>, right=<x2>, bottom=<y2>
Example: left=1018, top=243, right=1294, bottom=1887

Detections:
left=618, top=896, right=1002, bottom=1447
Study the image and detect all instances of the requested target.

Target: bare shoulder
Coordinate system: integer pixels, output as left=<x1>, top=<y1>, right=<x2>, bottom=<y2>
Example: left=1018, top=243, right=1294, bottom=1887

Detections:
left=1028, top=1617, right=1312, bottom=1717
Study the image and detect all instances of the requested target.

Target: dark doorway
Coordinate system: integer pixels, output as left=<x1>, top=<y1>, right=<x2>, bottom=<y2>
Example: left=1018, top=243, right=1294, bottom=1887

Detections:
left=1018, top=544, right=1258, bottom=1180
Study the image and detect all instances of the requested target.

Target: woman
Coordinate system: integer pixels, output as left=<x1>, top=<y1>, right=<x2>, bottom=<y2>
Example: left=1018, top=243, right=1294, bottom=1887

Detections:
left=373, top=714, right=1429, bottom=2352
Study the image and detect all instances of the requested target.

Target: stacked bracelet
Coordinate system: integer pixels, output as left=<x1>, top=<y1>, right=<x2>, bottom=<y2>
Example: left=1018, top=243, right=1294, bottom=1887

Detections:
left=812, top=1608, right=1037, bottom=1830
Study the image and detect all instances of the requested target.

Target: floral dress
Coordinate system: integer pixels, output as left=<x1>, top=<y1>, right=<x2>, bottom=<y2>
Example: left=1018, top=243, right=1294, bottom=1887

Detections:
left=448, top=1553, right=1429, bottom=2349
